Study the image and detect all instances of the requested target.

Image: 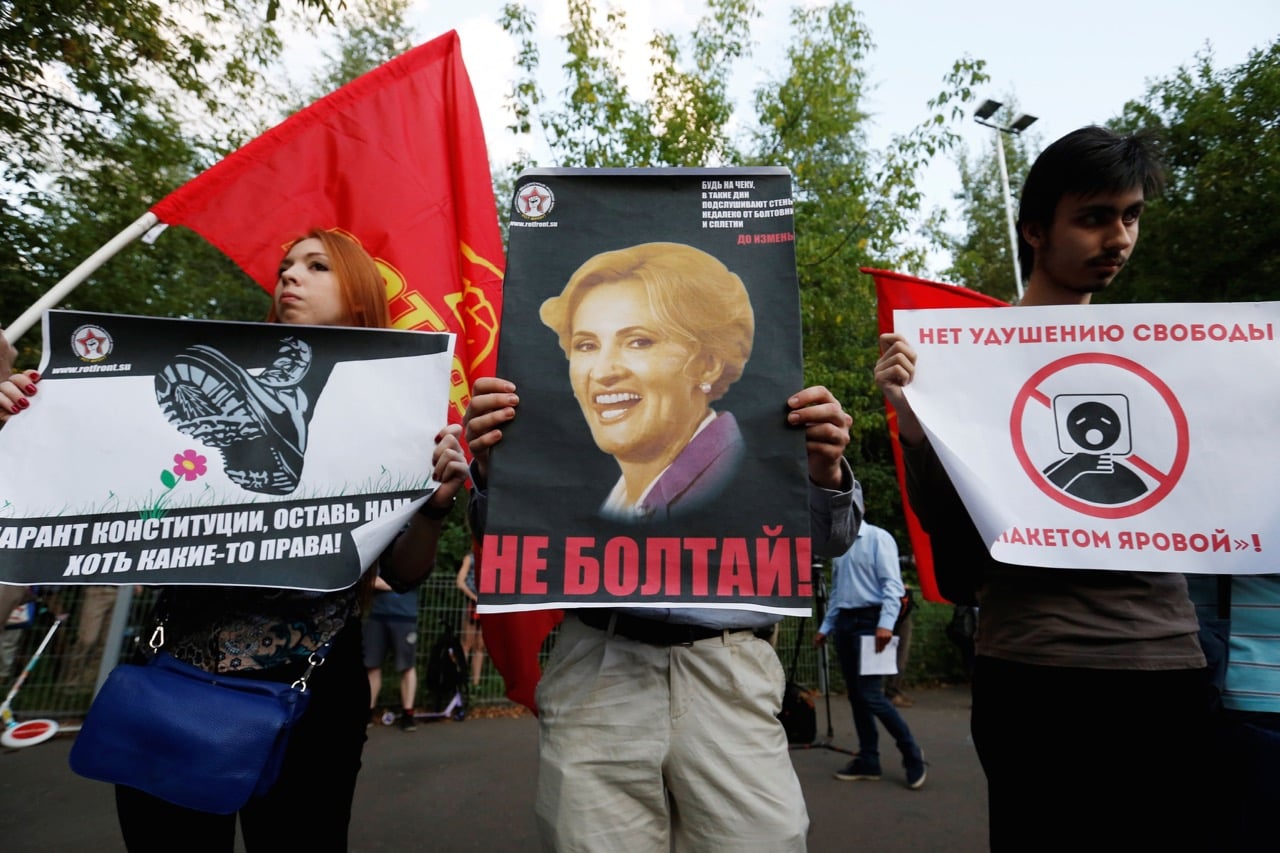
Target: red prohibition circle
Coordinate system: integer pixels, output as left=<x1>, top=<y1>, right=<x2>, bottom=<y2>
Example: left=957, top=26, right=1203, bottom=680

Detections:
left=1, top=719, right=58, bottom=748
left=1009, top=353, right=1189, bottom=519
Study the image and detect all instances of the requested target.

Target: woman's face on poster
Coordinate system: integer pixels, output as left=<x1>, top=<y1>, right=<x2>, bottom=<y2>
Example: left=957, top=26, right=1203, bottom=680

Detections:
left=568, top=278, right=706, bottom=465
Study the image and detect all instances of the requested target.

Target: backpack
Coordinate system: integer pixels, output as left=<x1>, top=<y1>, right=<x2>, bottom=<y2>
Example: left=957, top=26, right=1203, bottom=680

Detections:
left=893, top=588, right=916, bottom=633
left=424, top=624, right=466, bottom=700
left=778, top=680, right=817, bottom=745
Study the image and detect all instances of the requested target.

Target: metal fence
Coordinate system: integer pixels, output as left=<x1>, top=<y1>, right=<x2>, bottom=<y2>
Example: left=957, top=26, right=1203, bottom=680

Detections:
left=2, top=579, right=967, bottom=722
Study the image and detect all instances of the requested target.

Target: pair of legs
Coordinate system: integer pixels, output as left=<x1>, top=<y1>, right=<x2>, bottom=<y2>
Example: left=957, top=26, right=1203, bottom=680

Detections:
left=363, top=616, right=418, bottom=716
left=460, top=602, right=486, bottom=686
left=1214, top=709, right=1280, bottom=849
left=971, top=656, right=1210, bottom=852
left=114, top=624, right=368, bottom=852
left=830, top=608, right=923, bottom=774
left=535, top=615, right=807, bottom=852
left=67, top=586, right=118, bottom=687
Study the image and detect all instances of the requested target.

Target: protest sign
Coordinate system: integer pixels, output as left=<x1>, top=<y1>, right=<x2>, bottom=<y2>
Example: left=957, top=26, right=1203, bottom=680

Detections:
left=482, top=167, right=812, bottom=615
left=897, top=301, right=1276, bottom=573
left=0, top=310, right=453, bottom=590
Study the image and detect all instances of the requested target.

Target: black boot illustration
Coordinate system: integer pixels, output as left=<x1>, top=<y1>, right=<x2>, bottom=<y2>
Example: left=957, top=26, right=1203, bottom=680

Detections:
left=155, top=338, right=316, bottom=495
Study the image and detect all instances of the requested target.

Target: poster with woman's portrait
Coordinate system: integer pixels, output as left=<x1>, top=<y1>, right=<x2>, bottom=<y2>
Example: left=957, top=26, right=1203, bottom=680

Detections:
left=483, top=167, right=813, bottom=616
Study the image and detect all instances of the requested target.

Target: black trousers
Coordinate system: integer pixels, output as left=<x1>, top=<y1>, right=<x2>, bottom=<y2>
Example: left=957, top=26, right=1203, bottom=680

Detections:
left=971, top=656, right=1211, bottom=853
left=115, top=623, right=370, bottom=853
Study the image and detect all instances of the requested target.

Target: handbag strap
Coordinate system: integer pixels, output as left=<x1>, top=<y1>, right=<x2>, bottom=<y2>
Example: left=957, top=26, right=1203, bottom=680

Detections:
left=146, top=619, right=332, bottom=693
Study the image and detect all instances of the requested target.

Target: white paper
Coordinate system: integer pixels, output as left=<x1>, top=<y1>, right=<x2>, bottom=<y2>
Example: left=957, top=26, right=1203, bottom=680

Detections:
left=860, top=635, right=899, bottom=675
left=894, top=301, right=1279, bottom=574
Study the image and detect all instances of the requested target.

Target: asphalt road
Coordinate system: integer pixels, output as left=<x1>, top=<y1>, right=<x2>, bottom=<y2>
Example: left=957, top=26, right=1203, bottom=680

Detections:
left=0, top=684, right=987, bottom=852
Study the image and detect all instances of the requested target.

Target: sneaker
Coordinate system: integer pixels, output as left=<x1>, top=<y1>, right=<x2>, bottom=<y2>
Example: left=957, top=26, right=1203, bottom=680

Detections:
left=905, top=753, right=927, bottom=790
left=834, top=758, right=882, bottom=781
left=398, top=711, right=417, bottom=732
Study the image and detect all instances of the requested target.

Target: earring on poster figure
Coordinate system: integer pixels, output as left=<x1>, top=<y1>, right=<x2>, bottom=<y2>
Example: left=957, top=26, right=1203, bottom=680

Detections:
left=698, top=382, right=712, bottom=394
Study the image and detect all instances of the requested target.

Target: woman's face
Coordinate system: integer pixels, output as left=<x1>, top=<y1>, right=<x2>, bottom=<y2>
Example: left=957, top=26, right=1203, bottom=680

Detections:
left=273, top=238, right=353, bottom=327
left=568, top=279, right=708, bottom=465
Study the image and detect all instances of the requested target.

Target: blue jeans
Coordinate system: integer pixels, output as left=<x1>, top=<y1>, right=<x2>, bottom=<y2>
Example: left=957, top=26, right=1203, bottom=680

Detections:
left=830, top=607, right=921, bottom=768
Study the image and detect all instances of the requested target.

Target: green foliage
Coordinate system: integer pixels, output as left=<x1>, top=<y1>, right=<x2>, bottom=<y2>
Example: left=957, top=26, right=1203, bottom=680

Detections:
left=0, top=103, right=271, bottom=367
left=501, top=0, right=756, bottom=170
left=1103, top=41, right=1280, bottom=305
left=0, top=0, right=416, bottom=360
left=290, top=0, right=414, bottom=108
left=498, top=1, right=987, bottom=545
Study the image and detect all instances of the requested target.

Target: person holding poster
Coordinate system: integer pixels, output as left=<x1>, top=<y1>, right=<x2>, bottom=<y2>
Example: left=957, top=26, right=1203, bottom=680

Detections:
left=537, top=242, right=754, bottom=521
left=466, top=375, right=859, bottom=852
left=5, top=229, right=468, bottom=851
left=0, top=341, right=35, bottom=626
left=875, top=127, right=1208, bottom=851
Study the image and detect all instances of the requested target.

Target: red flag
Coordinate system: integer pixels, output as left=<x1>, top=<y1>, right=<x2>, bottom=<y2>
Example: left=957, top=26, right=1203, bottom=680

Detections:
left=151, top=30, right=503, bottom=424
left=863, top=268, right=1006, bottom=602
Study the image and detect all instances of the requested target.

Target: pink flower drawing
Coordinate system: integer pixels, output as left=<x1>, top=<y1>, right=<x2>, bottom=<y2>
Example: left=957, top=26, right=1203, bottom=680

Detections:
left=172, top=449, right=208, bottom=482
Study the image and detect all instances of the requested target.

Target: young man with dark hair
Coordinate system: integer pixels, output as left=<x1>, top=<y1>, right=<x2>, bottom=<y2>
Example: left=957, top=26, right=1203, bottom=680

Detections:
left=875, top=126, right=1207, bottom=851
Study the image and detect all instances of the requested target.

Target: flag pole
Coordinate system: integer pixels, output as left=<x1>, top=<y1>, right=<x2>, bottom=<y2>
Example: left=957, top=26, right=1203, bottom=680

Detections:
left=3, top=211, right=160, bottom=343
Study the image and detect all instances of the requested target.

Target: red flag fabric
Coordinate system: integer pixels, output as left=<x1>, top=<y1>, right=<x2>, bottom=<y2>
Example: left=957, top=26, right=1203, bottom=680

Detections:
left=152, top=30, right=503, bottom=424
left=472, top=536, right=563, bottom=713
left=152, top=31, right=562, bottom=711
left=863, top=268, right=1006, bottom=602
left=477, top=610, right=563, bottom=712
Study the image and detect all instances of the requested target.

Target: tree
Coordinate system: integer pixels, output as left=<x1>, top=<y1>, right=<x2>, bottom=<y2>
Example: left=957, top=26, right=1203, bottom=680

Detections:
left=499, top=0, right=986, bottom=537
left=941, top=98, right=1037, bottom=301
left=0, top=0, right=414, bottom=366
left=1103, top=41, right=1280, bottom=305
left=500, top=0, right=754, bottom=170
left=290, top=0, right=416, bottom=109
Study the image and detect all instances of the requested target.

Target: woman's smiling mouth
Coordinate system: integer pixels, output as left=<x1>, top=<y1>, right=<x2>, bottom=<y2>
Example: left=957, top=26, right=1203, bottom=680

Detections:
left=594, top=391, right=641, bottom=420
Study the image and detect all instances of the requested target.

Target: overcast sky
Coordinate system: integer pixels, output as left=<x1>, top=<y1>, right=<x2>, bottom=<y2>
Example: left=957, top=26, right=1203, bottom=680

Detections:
left=381, top=0, right=1277, bottom=273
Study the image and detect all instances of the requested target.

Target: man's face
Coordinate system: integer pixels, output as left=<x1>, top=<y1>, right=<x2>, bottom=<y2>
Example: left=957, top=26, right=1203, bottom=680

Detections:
left=1024, top=186, right=1146, bottom=298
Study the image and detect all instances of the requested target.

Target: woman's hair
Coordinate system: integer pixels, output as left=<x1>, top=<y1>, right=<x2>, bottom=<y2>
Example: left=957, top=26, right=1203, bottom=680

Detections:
left=267, top=228, right=390, bottom=329
left=540, top=242, right=754, bottom=400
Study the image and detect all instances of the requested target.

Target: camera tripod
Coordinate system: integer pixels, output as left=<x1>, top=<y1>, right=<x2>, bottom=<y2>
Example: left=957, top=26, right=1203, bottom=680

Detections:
left=787, top=560, right=853, bottom=755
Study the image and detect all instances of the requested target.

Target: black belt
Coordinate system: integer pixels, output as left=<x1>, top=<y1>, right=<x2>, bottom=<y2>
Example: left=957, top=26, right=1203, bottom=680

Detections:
left=577, top=609, right=767, bottom=646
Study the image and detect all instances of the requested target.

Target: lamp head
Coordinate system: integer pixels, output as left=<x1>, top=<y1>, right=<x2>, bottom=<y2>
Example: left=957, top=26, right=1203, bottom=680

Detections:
left=1010, top=113, right=1039, bottom=133
left=974, top=99, right=1002, bottom=121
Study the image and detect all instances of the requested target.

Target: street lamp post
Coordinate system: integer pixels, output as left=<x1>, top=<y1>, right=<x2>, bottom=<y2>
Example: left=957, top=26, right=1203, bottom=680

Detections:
left=974, top=99, right=1037, bottom=302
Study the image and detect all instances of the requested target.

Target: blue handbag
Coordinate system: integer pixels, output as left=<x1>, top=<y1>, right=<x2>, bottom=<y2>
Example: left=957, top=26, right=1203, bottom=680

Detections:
left=69, top=628, right=328, bottom=815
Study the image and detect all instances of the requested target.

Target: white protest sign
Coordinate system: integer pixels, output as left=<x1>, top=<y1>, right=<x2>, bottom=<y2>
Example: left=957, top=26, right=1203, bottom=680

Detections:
left=0, top=311, right=454, bottom=590
left=897, top=302, right=1276, bottom=573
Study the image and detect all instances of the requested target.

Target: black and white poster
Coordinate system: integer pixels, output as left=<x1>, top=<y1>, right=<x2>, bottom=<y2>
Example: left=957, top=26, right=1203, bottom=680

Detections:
left=0, top=310, right=454, bottom=590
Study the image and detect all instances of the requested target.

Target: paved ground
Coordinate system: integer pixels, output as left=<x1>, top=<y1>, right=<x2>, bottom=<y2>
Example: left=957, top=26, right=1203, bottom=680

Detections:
left=0, top=684, right=987, bottom=852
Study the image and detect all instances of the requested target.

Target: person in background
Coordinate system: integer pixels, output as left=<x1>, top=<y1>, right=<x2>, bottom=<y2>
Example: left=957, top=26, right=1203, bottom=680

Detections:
left=1189, top=574, right=1280, bottom=850
left=454, top=552, right=486, bottom=688
left=65, top=586, right=119, bottom=690
left=815, top=520, right=926, bottom=790
left=364, top=575, right=422, bottom=732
